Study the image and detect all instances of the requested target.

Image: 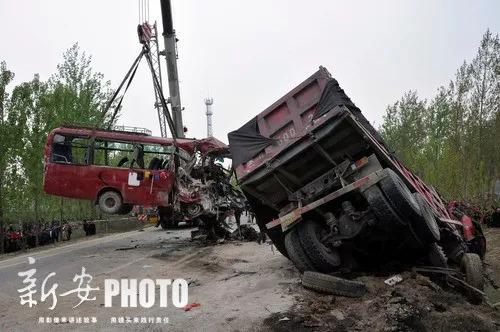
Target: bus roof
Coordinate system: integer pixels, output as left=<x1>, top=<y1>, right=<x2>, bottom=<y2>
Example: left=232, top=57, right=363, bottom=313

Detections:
left=50, top=126, right=230, bottom=155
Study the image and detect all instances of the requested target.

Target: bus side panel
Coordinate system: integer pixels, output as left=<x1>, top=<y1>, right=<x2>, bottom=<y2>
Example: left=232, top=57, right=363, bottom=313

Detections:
left=43, top=163, right=109, bottom=200
left=44, top=162, right=175, bottom=207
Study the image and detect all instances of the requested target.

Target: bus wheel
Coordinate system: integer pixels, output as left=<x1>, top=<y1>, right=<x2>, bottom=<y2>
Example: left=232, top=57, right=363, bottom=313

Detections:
left=98, top=191, right=123, bottom=215
left=118, top=204, right=134, bottom=215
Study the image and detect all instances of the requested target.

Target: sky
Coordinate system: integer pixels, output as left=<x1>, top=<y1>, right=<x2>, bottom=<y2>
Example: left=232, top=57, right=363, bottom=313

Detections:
left=1, top=0, right=499, bottom=142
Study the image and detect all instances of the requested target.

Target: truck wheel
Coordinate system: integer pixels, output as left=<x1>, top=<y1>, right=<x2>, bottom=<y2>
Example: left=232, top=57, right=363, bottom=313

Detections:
left=364, top=185, right=406, bottom=230
left=284, top=228, right=316, bottom=273
left=298, top=220, right=340, bottom=273
left=98, top=191, right=123, bottom=215
left=428, top=243, right=447, bottom=268
left=412, top=193, right=440, bottom=243
left=379, top=169, right=420, bottom=224
left=461, top=253, right=484, bottom=304
left=461, top=253, right=484, bottom=291
left=302, top=271, right=366, bottom=297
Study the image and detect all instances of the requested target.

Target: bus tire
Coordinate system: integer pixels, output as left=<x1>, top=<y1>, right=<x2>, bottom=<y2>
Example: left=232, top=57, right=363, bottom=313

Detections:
left=98, top=191, right=123, bottom=215
left=302, top=271, right=366, bottom=297
left=118, top=204, right=134, bottom=215
left=284, top=228, right=316, bottom=273
left=379, top=169, right=420, bottom=224
left=298, top=220, right=340, bottom=273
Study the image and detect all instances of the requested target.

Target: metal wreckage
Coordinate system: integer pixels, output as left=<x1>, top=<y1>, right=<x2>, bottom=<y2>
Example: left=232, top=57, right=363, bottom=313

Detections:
left=155, top=137, right=246, bottom=234
left=43, top=64, right=488, bottom=299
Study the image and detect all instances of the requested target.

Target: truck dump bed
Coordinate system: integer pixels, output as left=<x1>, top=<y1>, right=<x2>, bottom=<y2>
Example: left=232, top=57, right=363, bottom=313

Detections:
left=229, top=67, right=449, bottom=220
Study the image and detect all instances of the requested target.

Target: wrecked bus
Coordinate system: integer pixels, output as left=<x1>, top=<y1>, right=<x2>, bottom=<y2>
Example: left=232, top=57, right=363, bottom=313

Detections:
left=228, top=67, right=486, bottom=288
left=43, top=126, right=237, bottom=228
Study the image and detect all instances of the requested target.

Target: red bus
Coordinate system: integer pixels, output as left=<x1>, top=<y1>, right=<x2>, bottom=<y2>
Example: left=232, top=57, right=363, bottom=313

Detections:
left=43, top=126, right=229, bottom=217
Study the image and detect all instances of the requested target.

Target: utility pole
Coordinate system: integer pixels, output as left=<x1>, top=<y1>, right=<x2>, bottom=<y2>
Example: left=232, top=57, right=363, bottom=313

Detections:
left=160, top=0, right=184, bottom=138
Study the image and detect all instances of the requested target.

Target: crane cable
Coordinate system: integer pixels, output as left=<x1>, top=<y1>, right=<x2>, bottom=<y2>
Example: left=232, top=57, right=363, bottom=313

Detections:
left=138, top=0, right=150, bottom=23
left=94, top=49, right=144, bottom=132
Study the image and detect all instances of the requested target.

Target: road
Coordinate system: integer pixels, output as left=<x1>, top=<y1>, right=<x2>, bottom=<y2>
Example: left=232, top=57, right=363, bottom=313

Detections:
left=0, top=224, right=297, bottom=332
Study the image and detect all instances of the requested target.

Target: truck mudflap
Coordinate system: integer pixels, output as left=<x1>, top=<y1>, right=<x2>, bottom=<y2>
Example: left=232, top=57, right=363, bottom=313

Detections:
left=265, top=169, right=388, bottom=232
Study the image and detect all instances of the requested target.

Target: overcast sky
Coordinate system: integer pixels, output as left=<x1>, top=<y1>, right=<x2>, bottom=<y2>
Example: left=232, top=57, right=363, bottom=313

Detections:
left=2, top=1, right=499, bottom=141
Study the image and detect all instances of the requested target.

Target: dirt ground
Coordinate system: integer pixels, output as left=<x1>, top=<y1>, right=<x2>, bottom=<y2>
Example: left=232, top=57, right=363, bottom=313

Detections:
left=262, top=228, right=500, bottom=332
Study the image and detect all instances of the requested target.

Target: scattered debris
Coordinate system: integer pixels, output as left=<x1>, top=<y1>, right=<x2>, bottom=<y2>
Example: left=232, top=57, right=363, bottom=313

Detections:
left=115, top=245, right=139, bottom=251
left=415, top=273, right=441, bottom=292
left=230, top=225, right=259, bottom=241
left=142, top=264, right=152, bottom=269
left=182, top=302, right=201, bottom=311
left=385, top=274, right=403, bottom=286
left=330, top=309, right=345, bottom=321
left=186, top=278, right=201, bottom=287
left=220, top=271, right=257, bottom=281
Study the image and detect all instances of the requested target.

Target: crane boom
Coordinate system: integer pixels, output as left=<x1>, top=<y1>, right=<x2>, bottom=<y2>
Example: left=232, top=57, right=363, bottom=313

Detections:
left=160, top=0, right=184, bottom=138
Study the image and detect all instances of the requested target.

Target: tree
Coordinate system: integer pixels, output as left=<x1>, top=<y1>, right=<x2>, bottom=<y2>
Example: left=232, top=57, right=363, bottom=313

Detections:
left=380, top=91, right=427, bottom=174
left=0, top=61, right=15, bottom=253
left=380, top=29, right=500, bottom=206
left=1, top=43, right=115, bottom=229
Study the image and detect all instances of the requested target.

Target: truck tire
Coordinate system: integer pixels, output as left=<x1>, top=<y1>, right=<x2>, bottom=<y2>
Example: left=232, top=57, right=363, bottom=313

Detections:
left=412, top=193, right=440, bottom=243
left=461, top=253, right=484, bottom=304
left=284, top=228, right=316, bottom=273
left=364, top=185, right=406, bottom=230
left=98, top=191, right=123, bottom=215
left=461, top=253, right=484, bottom=291
left=302, top=271, right=366, bottom=297
left=428, top=243, right=448, bottom=268
left=297, top=220, right=340, bottom=273
left=379, top=169, right=420, bottom=224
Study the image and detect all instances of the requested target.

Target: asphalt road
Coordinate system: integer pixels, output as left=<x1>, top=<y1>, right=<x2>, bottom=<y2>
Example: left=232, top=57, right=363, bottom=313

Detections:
left=0, top=219, right=295, bottom=332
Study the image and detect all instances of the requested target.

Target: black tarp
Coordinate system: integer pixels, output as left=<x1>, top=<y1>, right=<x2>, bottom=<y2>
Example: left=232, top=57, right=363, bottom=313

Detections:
left=227, top=117, right=276, bottom=167
left=228, top=76, right=392, bottom=168
left=314, top=78, right=389, bottom=150
left=314, top=78, right=359, bottom=119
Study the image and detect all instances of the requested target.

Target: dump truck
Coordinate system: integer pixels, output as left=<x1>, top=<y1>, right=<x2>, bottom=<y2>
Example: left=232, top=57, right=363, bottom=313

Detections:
left=228, top=67, right=486, bottom=289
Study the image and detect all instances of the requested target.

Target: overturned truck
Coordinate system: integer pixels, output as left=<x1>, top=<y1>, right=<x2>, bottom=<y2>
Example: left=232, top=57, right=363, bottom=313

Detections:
left=228, top=67, right=486, bottom=286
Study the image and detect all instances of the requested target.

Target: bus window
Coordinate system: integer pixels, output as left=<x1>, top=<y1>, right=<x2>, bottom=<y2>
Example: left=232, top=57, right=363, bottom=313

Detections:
left=93, top=140, right=134, bottom=168
left=51, top=134, right=89, bottom=165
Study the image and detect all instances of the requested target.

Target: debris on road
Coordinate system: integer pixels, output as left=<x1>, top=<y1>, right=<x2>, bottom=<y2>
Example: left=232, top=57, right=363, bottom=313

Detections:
left=182, top=302, right=201, bottom=311
left=384, top=274, right=403, bottom=286
left=115, top=245, right=139, bottom=251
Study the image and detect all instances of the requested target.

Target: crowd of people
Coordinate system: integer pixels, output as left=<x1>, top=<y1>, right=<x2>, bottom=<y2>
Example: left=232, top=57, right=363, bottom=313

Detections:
left=2, top=219, right=96, bottom=253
